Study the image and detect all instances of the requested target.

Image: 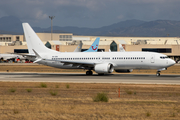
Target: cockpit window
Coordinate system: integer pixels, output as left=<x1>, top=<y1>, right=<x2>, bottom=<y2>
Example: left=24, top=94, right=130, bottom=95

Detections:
left=160, top=56, right=168, bottom=59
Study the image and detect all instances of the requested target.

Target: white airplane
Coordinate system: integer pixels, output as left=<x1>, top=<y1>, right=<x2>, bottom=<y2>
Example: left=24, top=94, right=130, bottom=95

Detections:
left=0, top=53, right=25, bottom=62
left=22, top=23, right=175, bottom=76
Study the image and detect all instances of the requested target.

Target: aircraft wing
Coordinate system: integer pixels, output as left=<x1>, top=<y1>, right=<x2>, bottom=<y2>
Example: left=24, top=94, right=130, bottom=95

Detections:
left=60, top=60, right=95, bottom=65
left=2, top=56, right=16, bottom=60
left=45, top=59, right=95, bottom=68
left=13, top=53, right=36, bottom=57
left=6, top=53, right=35, bottom=59
left=22, top=54, right=36, bottom=57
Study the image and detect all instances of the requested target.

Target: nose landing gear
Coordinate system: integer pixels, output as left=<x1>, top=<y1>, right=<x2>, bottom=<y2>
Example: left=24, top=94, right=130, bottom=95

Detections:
left=156, top=68, right=167, bottom=77
left=156, top=71, right=161, bottom=76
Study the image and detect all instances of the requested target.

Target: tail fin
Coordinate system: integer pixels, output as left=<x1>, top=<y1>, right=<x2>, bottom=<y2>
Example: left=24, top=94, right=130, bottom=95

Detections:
left=22, top=23, right=55, bottom=55
left=119, top=44, right=125, bottom=52
left=84, top=37, right=100, bottom=52
left=74, top=41, right=82, bottom=52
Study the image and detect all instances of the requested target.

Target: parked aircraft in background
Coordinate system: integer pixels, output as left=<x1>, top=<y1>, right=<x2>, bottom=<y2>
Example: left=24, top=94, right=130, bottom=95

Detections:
left=119, top=44, right=125, bottom=52
left=23, top=23, right=175, bottom=76
left=109, top=44, right=125, bottom=52
left=0, top=53, right=25, bottom=62
left=84, top=38, right=100, bottom=52
left=73, top=41, right=82, bottom=52
left=74, top=37, right=100, bottom=52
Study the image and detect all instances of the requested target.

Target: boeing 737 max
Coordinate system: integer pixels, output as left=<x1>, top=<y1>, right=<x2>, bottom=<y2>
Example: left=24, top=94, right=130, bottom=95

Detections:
left=22, top=23, right=175, bottom=76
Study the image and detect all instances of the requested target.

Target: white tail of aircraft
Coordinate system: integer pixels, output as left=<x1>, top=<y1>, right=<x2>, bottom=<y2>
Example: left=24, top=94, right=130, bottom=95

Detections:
left=23, top=23, right=100, bottom=54
left=23, top=23, right=58, bottom=56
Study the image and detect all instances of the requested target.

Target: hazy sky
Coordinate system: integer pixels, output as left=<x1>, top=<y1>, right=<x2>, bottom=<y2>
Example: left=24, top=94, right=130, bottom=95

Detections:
left=0, top=0, right=180, bottom=28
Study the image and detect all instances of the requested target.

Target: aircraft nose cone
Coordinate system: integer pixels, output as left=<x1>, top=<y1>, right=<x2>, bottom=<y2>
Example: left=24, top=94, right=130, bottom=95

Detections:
left=170, top=59, right=176, bottom=66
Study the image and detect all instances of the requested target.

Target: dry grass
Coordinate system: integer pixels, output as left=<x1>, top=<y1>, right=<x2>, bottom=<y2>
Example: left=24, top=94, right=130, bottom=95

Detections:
left=0, top=65, right=84, bottom=73
left=0, top=64, right=180, bottom=119
left=0, top=82, right=180, bottom=120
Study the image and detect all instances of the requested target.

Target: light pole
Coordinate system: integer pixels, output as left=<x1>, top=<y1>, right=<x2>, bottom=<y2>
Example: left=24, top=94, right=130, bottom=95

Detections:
left=49, top=16, right=55, bottom=40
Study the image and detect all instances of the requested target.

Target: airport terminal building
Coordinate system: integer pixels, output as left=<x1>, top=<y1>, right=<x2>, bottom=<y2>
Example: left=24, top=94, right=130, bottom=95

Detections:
left=0, top=33, right=180, bottom=62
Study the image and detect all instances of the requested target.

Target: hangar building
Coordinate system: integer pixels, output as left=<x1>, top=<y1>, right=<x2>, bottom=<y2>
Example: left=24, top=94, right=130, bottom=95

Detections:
left=0, top=33, right=180, bottom=61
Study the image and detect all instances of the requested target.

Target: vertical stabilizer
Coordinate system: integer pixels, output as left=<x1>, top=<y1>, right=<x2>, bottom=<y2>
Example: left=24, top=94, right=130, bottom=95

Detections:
left=84, top=37, right=100, bottom=52
left=74, top=41, right=82, bottom=52
left=22, top=23, right=54, bottom=55
left=119, top=44, right=125, bottom=52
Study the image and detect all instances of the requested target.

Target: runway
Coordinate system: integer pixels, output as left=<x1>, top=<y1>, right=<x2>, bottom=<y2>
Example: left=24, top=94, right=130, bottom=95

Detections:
left=0, top=72, right=180, bottom=84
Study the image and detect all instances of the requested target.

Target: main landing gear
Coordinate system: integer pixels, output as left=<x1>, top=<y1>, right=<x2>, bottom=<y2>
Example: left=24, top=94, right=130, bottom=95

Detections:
left=98, top=73, right=105, bottom=76
left=156, top=71, right=161, bottom=76
left=86, top=70, right=93, bottom=75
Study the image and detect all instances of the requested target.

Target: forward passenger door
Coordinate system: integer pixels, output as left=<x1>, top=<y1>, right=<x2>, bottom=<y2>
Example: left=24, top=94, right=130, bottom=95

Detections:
left=151, top=55, right=155, bottom=63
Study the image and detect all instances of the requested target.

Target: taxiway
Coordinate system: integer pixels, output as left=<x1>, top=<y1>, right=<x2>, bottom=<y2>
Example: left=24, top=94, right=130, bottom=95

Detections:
left=0, top=72, right=179, bottom=84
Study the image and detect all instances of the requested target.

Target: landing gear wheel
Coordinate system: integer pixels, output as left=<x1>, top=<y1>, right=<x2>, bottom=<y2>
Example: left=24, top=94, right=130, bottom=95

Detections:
left=89, top=71, right=93, bottom=75
left=156, top=71, right=160, bottom=76
left=86, top=71, right=93, bottom=75
left=86, top=71, right=89, bottom=75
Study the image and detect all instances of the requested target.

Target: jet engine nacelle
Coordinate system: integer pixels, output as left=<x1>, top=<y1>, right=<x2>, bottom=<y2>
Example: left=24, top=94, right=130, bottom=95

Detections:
left=115, top=69, right=133, bottom=73
left=94, top=63, right=114, bottom=73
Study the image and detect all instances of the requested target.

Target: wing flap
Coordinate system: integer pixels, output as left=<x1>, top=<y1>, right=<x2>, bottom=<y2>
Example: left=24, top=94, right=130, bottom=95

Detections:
left=23, top=54, right=36, bottom=57
left=61, top=60, right=95, bottom=68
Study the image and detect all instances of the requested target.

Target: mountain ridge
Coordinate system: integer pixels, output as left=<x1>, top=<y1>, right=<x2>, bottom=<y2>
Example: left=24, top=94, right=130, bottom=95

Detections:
left=0, top=16, right=180, bottom=37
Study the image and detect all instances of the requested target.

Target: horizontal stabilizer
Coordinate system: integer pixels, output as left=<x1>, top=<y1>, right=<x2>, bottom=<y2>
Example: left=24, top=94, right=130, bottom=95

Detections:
left=32, top=49, right=42, bottom=63
left=32, top=49, right=41, bottom=58
left=33, top=58, right=42, bottom=63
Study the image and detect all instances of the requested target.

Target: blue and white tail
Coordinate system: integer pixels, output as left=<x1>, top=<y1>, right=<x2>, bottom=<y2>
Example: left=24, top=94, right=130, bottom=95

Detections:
left=84, top=37, right=100, bottom=52
left=22, top=23, right=57, bottom=56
